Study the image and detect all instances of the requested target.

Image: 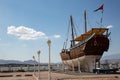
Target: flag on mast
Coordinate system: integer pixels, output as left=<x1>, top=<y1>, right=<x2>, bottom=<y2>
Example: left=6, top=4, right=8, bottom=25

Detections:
left=94, top=4, right=104, bottom=24
left=94, top=4, right=104, bottom=12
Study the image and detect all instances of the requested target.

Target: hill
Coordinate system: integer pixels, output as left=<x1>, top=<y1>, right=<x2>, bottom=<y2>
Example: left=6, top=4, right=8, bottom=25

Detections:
left=0, top=59, right=38, bottom=65
left=101, top=53, right=120, bottom=63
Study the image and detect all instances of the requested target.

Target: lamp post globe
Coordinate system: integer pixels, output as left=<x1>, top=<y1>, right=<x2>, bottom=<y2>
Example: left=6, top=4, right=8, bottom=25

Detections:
left=37, top=50, right=41, bottom=55
left=47, top=39, right=51, bottom=46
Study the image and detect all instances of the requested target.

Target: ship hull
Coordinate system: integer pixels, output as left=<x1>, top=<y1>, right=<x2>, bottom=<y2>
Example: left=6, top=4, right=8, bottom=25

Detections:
left=70, top=35, right=109, bottom=59
left=60, top=35, right=109, bottom=72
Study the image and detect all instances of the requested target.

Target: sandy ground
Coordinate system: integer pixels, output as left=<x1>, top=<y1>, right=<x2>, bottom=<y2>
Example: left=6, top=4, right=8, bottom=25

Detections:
left=0, top=71, right=120, bottom=80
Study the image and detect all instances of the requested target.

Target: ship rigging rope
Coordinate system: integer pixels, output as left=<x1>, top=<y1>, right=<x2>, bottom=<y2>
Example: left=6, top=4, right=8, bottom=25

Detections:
left=64, top=19, right=70, bottom=50
left=64, top=17, right=78, bottom=49
left=73, top=23, right=78, bottom=37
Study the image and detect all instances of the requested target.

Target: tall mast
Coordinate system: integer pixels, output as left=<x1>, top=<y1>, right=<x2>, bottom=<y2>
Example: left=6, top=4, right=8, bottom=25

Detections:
left=84, top=10, right=87, bottom=33
left=70, top=16, right=75, bottom=47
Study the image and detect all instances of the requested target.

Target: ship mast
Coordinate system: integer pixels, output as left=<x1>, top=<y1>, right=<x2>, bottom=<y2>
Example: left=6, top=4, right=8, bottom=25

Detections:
left=84, top=10, right=87, bottom=33
left=70, top=16, right=75, bottom=47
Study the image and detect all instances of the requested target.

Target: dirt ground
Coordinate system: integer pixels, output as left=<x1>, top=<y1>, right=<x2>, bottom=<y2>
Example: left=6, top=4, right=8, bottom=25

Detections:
left=0, top=71, right=120, bottom=80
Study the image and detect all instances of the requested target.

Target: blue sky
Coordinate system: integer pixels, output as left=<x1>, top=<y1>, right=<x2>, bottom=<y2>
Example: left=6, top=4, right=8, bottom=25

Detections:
left=0, top=0, right=120, bottom=63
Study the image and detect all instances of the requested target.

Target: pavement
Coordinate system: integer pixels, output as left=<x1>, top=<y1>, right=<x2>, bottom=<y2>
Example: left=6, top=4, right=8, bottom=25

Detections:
left=0, top=71, right=120, bottom=80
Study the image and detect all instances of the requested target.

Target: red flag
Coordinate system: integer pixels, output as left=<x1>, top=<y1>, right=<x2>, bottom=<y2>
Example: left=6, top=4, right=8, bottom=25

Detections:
left=94, top=4, right=104, bottom=12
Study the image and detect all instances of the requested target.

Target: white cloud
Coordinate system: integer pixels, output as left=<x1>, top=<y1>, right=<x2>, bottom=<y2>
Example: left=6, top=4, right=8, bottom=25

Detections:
left=7, top=26, right=61, bottom=40
left=106, top=25, right=113, bottom=29
left=53, top=35, right=61, bottom=39
left=7, top=26, right=46, bottom=40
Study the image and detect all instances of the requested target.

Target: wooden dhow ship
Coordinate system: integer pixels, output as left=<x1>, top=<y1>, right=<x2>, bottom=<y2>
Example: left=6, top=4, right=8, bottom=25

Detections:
left=60, top=10, right=110, bottom=72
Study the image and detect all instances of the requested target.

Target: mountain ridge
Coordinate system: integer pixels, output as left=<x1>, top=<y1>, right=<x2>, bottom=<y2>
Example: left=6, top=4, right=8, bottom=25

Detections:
left=0, top=59, right=38, bottom=65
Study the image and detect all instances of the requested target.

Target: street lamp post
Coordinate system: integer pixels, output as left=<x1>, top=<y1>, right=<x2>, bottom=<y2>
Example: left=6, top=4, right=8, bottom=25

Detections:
left=33, top=56, right=36, bottom=75
left=37, top=50, right=41, bottom=80
left=47, top=40, right=51, bottom=80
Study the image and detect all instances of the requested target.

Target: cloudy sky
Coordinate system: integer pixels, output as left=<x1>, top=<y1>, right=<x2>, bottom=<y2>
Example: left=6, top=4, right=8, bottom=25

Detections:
left=0, top=0, right=120, bottom=63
